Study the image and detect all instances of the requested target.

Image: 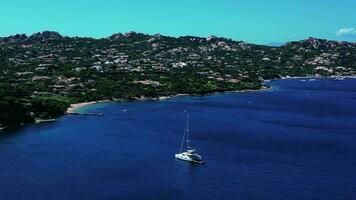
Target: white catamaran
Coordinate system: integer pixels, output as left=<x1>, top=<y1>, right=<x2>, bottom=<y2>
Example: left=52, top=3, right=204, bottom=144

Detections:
left=175, top=115, right=205, bottom=164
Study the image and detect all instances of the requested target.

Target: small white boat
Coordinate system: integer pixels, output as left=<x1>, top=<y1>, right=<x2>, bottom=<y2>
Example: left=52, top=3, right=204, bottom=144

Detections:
left=175, top=115, right=205, bottom=164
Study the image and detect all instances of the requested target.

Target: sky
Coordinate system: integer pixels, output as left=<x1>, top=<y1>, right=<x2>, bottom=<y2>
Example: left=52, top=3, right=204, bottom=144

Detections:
left=0, top=0, right=356, bottom=44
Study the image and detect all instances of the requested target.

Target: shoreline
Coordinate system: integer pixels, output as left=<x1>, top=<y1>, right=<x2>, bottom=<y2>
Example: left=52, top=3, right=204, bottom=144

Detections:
left=279, top=75, right=356, bottom=80
left=66, top=100, right=112, bottom=114
left=2, top=76, right=354, bottom=131
left=35, top=118, right=57, bottom=123
left=66, top=86, right=271, bottom=113
left=64, top=75, right=356, bottom=113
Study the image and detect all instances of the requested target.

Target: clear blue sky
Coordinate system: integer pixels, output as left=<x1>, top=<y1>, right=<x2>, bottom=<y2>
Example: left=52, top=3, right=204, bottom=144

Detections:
left=1, top=0, right=356, bottom=44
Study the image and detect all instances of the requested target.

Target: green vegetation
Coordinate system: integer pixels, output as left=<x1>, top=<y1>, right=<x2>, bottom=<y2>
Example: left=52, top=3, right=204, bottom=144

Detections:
left=0, top=84, right=69, bottom=129
left=0, top=31, right=355, bottom=130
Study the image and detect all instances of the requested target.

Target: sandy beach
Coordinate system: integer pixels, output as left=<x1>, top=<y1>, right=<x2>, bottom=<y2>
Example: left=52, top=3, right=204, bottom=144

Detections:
left=66, top=100, right=110, bottom=113
left=35, top=118, right=57, bottom=123
left=65, top=88, right=269, bottom=114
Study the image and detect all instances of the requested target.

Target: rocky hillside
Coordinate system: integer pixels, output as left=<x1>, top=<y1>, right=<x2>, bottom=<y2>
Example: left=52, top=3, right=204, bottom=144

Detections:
left=0, top=31, right=355, bottom=129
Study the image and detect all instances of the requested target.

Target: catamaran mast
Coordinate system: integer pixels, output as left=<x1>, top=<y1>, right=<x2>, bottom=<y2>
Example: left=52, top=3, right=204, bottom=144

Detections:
left=186, top=114, right=191, bottom=149
left=179, top=114, right=190, bottom=153
left=179, top=127, right=185, bottom=153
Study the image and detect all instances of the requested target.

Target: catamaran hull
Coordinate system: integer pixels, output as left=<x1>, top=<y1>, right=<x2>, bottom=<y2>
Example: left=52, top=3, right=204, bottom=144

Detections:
left=175, top=154, right=205, bottom=164
left=176, top=115, right=205, bottom=164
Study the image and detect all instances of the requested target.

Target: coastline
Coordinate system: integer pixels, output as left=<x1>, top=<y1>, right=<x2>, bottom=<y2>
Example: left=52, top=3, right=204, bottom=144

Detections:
left=2, top=76, right=353, bottom=131
left=65, top=86, right=271, bottom=113
left=64, top=75, right=356, bottom=113
left=35, top=118, right=57, bottom=123
left=66, top=100, right=112, bottom=114
left=279, top=75, right=356, bottom=80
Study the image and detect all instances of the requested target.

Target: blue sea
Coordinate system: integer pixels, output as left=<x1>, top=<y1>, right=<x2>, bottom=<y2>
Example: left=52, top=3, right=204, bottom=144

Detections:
left=1, top=78, right=356, bottom=200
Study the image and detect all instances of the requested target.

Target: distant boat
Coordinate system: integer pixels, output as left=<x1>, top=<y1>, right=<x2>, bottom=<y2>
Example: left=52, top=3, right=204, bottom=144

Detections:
left=175, top=115, right=205, bottom=164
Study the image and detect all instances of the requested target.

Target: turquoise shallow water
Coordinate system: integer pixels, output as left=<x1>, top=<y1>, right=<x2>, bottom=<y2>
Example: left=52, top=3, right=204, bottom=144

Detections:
left=0, top=78, right=356, bottom=200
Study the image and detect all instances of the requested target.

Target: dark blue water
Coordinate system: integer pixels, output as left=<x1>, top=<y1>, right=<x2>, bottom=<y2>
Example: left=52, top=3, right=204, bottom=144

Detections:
left=1, top=78, right=356, bottom=200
